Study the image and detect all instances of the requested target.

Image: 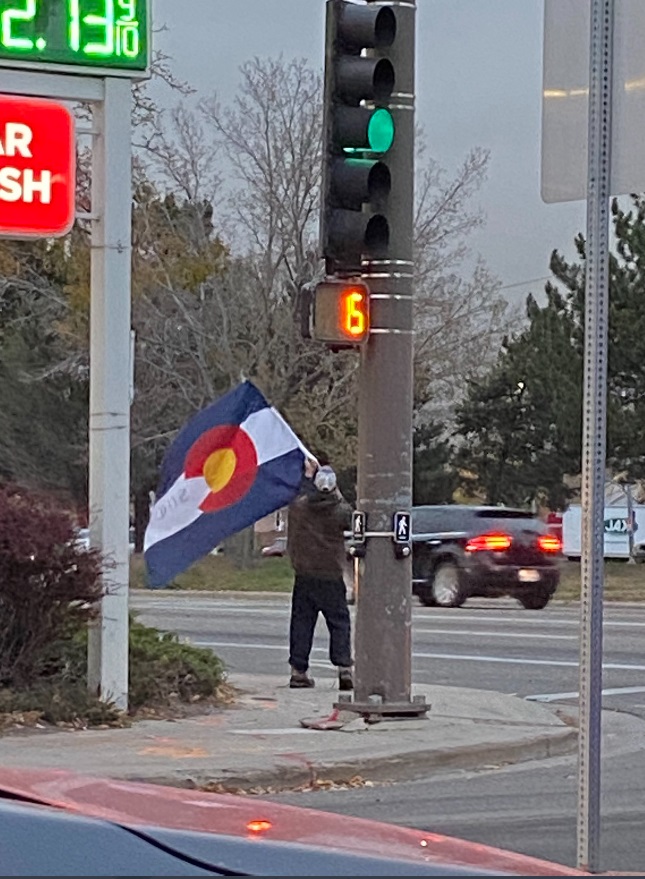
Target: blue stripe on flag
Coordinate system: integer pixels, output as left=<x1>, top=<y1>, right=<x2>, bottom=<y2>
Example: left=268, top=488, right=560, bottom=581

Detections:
left=145, top=448, right=303, bottom=589
left=156, top=381, right=268, bottom=500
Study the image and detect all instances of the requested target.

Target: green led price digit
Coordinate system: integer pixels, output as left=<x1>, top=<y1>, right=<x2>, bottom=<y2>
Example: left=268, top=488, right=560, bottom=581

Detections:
left=1, top=0, right=36, bottom=50
left=116, top=0, right=139, bottom=58
left=69, top=0, right=80, bottom=50
left=84, top=0, right=114, bottom=55
left=69, top=0, right=116, bottom=56
left=117, top=0, right=136, bottom=21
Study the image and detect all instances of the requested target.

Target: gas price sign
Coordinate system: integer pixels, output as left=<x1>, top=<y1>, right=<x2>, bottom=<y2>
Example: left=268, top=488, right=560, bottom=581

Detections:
left=0, top=0, right=149, bottom=75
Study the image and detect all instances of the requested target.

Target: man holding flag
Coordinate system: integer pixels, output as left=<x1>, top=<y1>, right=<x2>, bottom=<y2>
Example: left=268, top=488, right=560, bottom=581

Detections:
left=286, top=458, right=354, bottom=691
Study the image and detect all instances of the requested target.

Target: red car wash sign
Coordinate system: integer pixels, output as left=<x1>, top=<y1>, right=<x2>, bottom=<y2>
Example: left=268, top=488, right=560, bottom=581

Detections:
left=0, top=95, right=75, bottom=239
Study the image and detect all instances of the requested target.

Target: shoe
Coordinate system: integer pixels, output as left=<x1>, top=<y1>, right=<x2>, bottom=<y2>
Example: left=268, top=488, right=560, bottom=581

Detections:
left=338, top=668, right=354, bottom=691
left=289, top=671, right=315, bottom=688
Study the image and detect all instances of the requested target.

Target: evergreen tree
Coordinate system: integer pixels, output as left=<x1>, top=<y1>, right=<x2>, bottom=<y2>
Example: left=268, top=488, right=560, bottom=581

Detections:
left=0, top=238, right=89, bottom=508
left=413, top=422, right=458, bottom=504
left=454, top=287, right=581, bottom=509
left=454, top=195, right=645, bottom=507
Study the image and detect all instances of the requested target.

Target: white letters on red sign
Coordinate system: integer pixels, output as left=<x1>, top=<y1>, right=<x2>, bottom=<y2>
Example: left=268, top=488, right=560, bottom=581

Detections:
left=0, top=96, right=75, bottom=239
left=0, top=168, right=52, bottom=204
left=0, top=122, right=51, bottom=204
left=0, top=123, right=33, bottom=158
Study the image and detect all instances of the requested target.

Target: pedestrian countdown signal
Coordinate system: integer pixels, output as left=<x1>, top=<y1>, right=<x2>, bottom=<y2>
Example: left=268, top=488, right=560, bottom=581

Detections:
left=312, top=280, right=370, bottom=347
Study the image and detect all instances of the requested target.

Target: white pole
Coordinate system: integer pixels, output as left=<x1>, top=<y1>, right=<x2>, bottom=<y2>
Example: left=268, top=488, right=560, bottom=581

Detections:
left=87, top=76, right=133, bottom=710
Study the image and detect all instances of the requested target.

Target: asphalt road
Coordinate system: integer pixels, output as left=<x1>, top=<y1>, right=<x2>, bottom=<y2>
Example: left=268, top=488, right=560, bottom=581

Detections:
left=130, top=593, right=645, bottom=719
left=264, top=717, right=645, bottom=875
left=130, top=592, right=645, bottom=873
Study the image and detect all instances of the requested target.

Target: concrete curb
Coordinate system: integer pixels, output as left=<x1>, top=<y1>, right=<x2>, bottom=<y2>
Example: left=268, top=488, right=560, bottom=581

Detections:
left=119, top=726, right=578, bottom=793
left=130, top=589, right=290, bottom=600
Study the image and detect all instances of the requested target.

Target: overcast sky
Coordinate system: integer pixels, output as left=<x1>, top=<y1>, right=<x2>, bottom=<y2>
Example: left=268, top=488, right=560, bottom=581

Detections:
left=151, top=0, right=587, bottom=305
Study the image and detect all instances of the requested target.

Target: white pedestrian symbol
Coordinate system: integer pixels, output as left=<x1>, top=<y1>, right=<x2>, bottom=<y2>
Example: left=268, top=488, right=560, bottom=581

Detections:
left=398, top=516, right=409, bottom=539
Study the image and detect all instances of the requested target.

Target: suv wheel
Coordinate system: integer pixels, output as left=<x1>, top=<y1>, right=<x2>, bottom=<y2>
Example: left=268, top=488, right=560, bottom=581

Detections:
left=431, top=561, right=465, bottom=608
left=519, top=588, right=551, bottom=610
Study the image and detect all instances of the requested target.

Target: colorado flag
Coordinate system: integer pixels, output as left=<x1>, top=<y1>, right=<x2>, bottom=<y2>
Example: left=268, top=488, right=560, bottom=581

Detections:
left=144, top=381, right=307, bottom=588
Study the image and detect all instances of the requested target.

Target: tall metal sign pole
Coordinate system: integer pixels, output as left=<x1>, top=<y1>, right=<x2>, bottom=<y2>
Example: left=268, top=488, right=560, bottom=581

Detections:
left=578, top=0, right=613, bottom=871
left=86, top=76, right=134, bottom=710
left=543, top=0, right=645, bottom=869
left=355, top=0, right=417, bottom=712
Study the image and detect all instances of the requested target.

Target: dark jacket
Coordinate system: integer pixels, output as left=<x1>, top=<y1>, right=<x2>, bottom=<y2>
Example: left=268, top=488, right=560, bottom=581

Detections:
left=287, top=478, right=351, bottom=579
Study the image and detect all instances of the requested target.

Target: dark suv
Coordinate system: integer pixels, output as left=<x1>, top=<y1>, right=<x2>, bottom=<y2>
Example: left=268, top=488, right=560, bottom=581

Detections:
left=411, top=505, right=562, bottom=609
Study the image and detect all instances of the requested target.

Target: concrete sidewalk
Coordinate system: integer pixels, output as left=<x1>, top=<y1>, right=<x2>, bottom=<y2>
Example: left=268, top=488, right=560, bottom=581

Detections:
left=0, top=675, right=577, bottom=791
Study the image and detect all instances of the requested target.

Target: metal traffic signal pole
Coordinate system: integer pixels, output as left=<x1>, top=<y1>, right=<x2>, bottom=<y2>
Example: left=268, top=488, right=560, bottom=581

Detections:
left=353, top=0, right=422, bottom=714
left=315, top=0, right=422, bottom=715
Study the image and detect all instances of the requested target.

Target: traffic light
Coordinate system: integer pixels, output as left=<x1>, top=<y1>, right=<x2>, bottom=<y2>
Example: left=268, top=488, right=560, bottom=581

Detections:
left=311, top=280, right=370, bottom=346
left=321, top=0, right=397, bottom=275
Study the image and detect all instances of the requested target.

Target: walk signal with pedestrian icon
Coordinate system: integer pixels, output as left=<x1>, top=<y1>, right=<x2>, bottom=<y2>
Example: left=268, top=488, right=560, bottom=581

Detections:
left=393, top=511, right=411, bottom=544
left=320, top=0, right=397, bottom=275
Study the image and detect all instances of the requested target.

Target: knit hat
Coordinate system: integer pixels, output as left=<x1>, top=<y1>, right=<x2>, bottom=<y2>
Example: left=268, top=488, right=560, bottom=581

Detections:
left=314, top=465, right=337, bottom=493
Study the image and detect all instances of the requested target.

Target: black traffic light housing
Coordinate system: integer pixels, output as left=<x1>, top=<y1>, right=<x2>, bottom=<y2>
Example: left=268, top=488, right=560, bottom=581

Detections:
left=321, top=0, right=397, bottom=276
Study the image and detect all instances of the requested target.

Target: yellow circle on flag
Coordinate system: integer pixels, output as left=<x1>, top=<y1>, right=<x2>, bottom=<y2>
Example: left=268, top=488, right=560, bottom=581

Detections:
left=203, top=447, right=237, bottom=494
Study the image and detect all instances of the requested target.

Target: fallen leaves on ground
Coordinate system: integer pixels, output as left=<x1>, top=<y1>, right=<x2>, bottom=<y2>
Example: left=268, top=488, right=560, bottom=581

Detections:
left=200, top=775, right=374, bottom=796
left=0, top=710, right=43, bottom=731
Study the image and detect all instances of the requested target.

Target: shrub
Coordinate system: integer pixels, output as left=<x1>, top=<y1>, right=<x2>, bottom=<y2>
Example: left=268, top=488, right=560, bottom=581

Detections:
left=127, top=618, right=226, bottom=709
left=51, top=616, right=226, bottom=714
left=0, top=680, right=123, bottom=727
left=0, top=485, right=227, bottom=728
left=0, top=617, right=227, bottom=728
left=0, top=485, right=103, bottom=687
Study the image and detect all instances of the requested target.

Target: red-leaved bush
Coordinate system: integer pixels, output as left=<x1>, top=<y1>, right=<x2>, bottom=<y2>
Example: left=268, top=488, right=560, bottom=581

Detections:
left=0, top=485, right=103, bottom=687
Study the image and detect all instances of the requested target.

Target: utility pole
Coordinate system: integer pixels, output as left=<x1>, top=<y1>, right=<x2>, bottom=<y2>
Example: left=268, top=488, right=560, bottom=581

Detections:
left=353, top=0, right=422, bottom=715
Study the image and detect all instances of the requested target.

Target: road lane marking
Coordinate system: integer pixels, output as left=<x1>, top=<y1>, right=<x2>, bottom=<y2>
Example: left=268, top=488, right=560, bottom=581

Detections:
left=131, top=603, right=289, bottom=614
left=193, top=641, right=645, bottom=672
left=526, top=685, right=645, bottom=702
left=415, top=613, right=645, bottom=629
left=414, top=627, right=577, bottom=641
left=133, top=602, right=645, bottom=629
left=409, top=650, right=645, bottom=671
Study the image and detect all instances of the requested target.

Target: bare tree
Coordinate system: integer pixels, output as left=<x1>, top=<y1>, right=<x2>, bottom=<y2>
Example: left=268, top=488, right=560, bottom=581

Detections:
left=131, top=58, right=518, bottom=464
left=197, top=57, right=359, bottom=452
left=413, top=136, right=519, bottom=419
left=201, top=57, right=322, bottom=293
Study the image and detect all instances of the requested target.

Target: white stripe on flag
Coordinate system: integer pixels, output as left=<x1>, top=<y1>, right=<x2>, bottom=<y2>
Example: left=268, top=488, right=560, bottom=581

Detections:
left=269, top=407, right=315, bottom=461
left=144, top=474, right=210, bottom=552
left=243, top=407, right=302, bottom=464
left=145, top=406, right=303, bottom=551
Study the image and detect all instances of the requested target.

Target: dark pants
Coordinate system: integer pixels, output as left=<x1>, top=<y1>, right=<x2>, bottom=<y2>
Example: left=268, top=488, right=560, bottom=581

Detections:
left=289, top=575, right=352, bottom=674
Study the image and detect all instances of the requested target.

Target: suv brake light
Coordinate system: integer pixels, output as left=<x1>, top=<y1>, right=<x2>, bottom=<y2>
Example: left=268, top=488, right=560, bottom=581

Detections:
left=465, top=532, right=512, bottom=552
left=537, top=534, right=562, bottom=553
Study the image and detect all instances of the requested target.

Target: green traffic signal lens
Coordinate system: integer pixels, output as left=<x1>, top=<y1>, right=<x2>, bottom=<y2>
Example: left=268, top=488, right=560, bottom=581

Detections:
left=368, top=109, right=395, bottom=153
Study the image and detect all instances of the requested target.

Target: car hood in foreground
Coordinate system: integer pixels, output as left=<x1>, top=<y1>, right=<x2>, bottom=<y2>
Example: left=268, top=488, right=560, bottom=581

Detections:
left=0, top=768, right=587, bottom=876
